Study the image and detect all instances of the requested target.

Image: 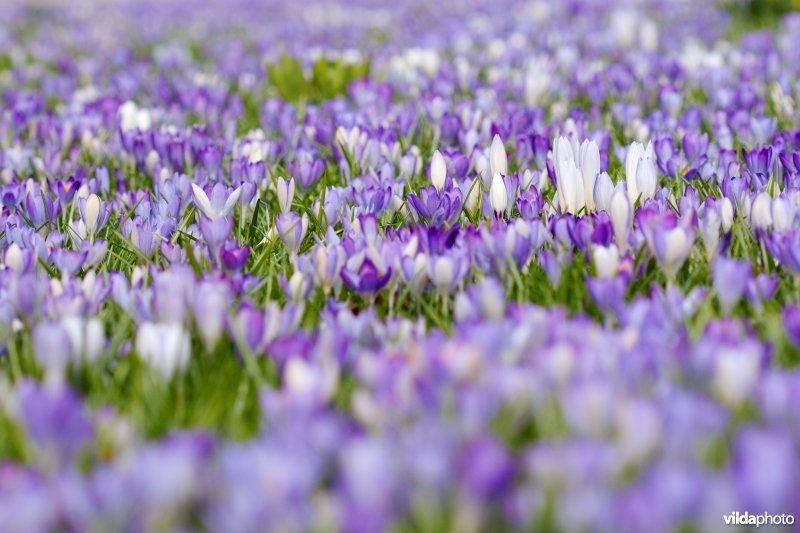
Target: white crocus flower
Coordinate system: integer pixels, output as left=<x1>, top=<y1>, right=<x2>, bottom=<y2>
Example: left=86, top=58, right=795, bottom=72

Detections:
left=749, top=192, right=773, bottom=230
left=593, top=172, right=615, bottom=212
left=489, top=134, right=508, bottom=177
left=625, top=140, right=656, bottom=202
left=610, top=186, right=631, bottom=251
left=490, top=172, right=508, bottom=216
left=592, top=244, right=620, bottom=278
left=430, top=150, right=446, bottom=191
left=136, top=322, right=191, bottom=378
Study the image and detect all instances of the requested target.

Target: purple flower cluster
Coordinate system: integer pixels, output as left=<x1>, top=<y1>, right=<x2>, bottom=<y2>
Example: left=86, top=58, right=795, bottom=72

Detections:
left=1, top=0, right=800, bottom=529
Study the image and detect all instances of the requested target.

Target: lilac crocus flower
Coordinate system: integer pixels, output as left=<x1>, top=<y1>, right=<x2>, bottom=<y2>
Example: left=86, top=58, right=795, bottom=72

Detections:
left=199, top=215, right=233, bottom=254
left=79, top=194, right=110, bottom=238
left=407, top=186, right=463, bottom=227
left=220, top=240, right=250, bottom=272
left=712, top=256, right=751, bottom=314
left=191, top=182, right=241, bottom=220
left=341, top=255, right=392, bottom=295
left=783, top=305, right=800, bottom=348
left=275, top=212, right=309, bottom=254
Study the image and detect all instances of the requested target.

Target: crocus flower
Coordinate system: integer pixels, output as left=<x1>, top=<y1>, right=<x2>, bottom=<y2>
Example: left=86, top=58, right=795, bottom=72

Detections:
left=489, top=134, right=508, bottom=178
left=136, top=322, right=191, bottom=378
left=341, top=255, right=392, bottom=295
left=275, top=212, right=309, bottom=254
left=79, top=193, right=110, bottom=238
left=625, top=141, right=657, bottom=202
left=609, top=187, right=631, bottom=251
left=191, top=183, right=241, bottom=220
left=430, top=149, right=446, bottom=191
left=277, top=177, right=296, bottom=214
left=553, top=136, right=584, bottom=215
left=490, top=172, right=508, bottom=217
left=783, top=305, right=800, bottom=348
left=199, top=215, right=233, bottom=254
left=712, top=256, right=751, bottom=314
left=592, top=243, right=619, bottom=278
left=407, top=186, right=462, bottom=226
left=650, top=223, right=694, bottom=279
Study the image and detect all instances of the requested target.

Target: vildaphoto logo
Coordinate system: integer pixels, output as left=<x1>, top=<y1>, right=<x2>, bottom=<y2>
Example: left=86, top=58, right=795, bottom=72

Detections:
left=723, top=512, right=795, bottom=527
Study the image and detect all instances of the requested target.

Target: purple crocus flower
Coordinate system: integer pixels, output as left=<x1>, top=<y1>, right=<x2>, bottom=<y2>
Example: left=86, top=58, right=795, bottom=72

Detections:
left=54, top=177, right=80, bottom=207
left=407, top=186, right=462, bottom=227
left=25, top=189, right=59, bottom=227
left=199, top=215, right=233, bottom=255
left=275, top=212, right=309, bottom=254
left=53, top=249, right=87, bottom=277
left=712, top=256, right=751, bottom=314
left=290, top=153, right=325, bottom=190
left=220, top=240, right=250, bottom=272
left=743, top=146, right=774, bottom=183
left=745, top=273, right=778, bottom=310
left=783, top=304, right=800, bottom=348
left=340, top=255, right=392, bottom=295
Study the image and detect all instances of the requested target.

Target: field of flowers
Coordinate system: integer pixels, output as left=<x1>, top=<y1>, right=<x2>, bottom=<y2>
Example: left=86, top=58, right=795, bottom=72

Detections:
left=1, top=0, right=800, bottom=530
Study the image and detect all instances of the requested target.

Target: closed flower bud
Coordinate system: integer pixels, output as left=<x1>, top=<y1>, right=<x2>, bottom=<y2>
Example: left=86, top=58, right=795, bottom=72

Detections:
left=610, top=187, right=631, bottom=251
left=750, top=192, right=772, bottom=229
left=720, top=197, right=734, bottom=232
left=277, top=177, right=296, bottom=214
left=136, top=322, right=191, bottom=378
left=4, top=243, right=24, bottom=272
left=83, top=194, right=101, bottom=235
left=653, top=226, right=694, bottom=279
left=430, top=150, right=446, bottom=191
left=592, top=244, right=620, bottom=278
left=593, top=172, right=614, bottom=212
left=490, top=173, right=508, bottom=216
left=431, top=255, right=456, bottom=293
left=579, top=140, right=601, bottom=212
left=635, top=155, right=657, bottom=201
left=489, top=134, right=508, bottom=177
left=772, top=195, right=794, bottom=232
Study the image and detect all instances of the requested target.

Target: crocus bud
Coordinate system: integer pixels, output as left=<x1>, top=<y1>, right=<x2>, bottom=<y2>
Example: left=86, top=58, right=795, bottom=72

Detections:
left=430, top=150, right=446, bottom=191
left=713, top=256, right=751, bottom=314
left=699, top=204, right=721, bottom=261
left=579, top=140, right=601, bottom=212
left=625, top=141, right=656, bottom=201
left=720, top=197, right=734, bottom=232
left=275, top=212, right=309, bottom=253
left=772, top=195, right=794, bottom=232
left=83, top=194, right=101, bottom=235
left=4, top=243, right=24, bottom=272
left=610, top=187, right=631, bottom=251
left=750, top=192, right=772, bottom=229
left=136, top=322, right=190, bottom=378
left=593, top=172, right=614, bottom=212
left=713, top=346, right=760, bottom=407
left=592, top=244, right=620, bottom=278
left=193, top=281, right=230, bottom=350
left=431, top=255, right=456, bottom=294
left=61, top=316, right=105, bottom=363
left=653, top=226, right=694, bottom=279
left=119, top=101, right=152, bottom=132
left=490, top=172, right=508, bottom=216
left=277, top=177, right=296, bottom=214
left=553, top=136, right=585, bottom=215
left=489, top=134, right=508, bottom=177
left=635, top=154, right=657, bottom=201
